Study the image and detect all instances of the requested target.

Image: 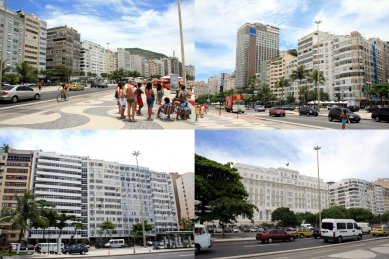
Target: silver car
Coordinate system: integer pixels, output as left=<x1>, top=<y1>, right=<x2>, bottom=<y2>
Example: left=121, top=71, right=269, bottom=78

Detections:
left=0, top=85, right=41, bottom=103
left=254, top=105, right=266, bottom=112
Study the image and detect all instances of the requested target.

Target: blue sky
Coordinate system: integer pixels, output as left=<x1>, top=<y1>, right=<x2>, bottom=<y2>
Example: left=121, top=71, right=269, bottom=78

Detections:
left=0, top=130, right=194, bottom=174
left=195, top=0, right=389, bottom=81
left=7, top=0, right=194, bottom=65
left=196, top=130, right=389, bottom=182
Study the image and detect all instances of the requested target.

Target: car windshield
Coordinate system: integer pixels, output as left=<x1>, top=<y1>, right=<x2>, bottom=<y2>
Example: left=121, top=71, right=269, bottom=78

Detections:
left=234, top=101, right=244, bottom=105
left=275, top=107, right=284, bottom=110
left=343, top=108, right=353, bottom=113
left=1, top=85, right=14, bottom=90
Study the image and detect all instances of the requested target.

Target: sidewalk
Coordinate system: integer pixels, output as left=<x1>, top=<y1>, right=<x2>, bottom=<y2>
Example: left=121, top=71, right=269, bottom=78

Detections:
left=3, top=247, right=193, bottom=258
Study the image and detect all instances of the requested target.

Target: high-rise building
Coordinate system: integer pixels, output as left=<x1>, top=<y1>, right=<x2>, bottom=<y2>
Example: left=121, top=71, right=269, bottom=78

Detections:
left=207, top=73, right=227, bottom=94
left=186, top=65, right=195, bottom=79
left=176, top=172, right=194, bottom=220
left=104, top=49, right=118, bottom=75
left=46, top=26, right=81, bottom=79
left=80, top=41, right=105, bottom=77
left=373, top=179, right=389, bottom=213
left=234, top=163, right=328, bottom=225
left=328, top=178, right=385, bottom=215
left=117, top=48, right=145, bottom=75
left=0, top=148, right=34, bottom=243
left=193, top=81, right=207, bottom=98
left=161, top=57, right=180, bottom=76
left=0, top=7, right=24, bottom=74
left=235, top=23, right=279, bottom=89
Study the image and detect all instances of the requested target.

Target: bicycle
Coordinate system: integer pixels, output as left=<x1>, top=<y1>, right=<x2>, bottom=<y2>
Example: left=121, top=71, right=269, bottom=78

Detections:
left=57, top=90, right=68, bottom=102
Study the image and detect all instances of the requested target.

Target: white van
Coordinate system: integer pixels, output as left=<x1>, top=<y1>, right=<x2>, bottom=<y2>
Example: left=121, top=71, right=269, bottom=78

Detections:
left=357, top=222, right=371, bottom=234
left=301, top=223, right=313, bottom=230
left=194, top=224, right=212, bottom=253
left=104, top=239, right=125, bottom=248
left=321, top=219, right=362, bottom=243
left=35, top=243, right=64, bottom=254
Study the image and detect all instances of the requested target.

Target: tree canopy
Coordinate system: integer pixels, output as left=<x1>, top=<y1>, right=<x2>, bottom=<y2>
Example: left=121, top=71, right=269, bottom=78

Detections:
left=271, top=207, right=298, bottom=227
left=195, top=155, right=257, bottom=230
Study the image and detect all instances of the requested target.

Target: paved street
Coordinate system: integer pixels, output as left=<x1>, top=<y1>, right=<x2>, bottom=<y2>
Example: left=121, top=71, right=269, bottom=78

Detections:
left=0, top=85, right=194, bottom=129
left=196, top=235, right=389, bottom=259
left=196, top=107, right=389, bottom=129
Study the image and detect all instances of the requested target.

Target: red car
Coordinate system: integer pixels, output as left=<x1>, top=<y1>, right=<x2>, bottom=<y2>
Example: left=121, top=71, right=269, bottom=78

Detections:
left=256, top=229, right=295, bottom=243
left=269, top=107, right=286, bottom=117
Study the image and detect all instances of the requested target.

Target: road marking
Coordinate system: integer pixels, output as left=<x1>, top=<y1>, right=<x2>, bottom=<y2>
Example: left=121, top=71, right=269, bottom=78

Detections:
left=312, top=249, right=334, bottom=254
left=244, top=243, right=280, bottom=247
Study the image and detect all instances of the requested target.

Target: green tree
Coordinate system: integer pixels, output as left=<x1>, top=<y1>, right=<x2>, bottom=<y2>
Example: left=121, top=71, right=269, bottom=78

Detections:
left=70, top=218, right=85, bottom=242
left=100, top=220, right=115, bottom=243
left=307, top=89, right=329, bottom=102
left=271, top=207, right=298, bottom=227
left=369, top=83, right=389, bottom=105
left=290, top=65, right=307, bottom=107
left=286, top=95, right=296, bottom=104
left=179, top=217, right=194, bottom=231
left=321, top=206, right=348, bottom=219
left=275, top=77, right=289, bottom=105
left=110, top=68, right=126, bottom=81
left=287, top=49, right=298, bottom=57
left=307, top=69, right=325, bottom=108
left=295, top=212, right=317, bottom=226
left=347, top=208, right=374, bottom=222
left=131, top=221, right=154, bottom=244
left=2, top=73, right=18, bottom=85
left=195, top=155, right=258, bottom=236
left=16, top=62, right=38, bottom=83
left=256, top=83, right=276, bottom=106
left=381, top=211, right=389, bottom=223
left=197, top=94, right=212, bottom=104
left=1, top=143, right=10, bottom=152
left=30, top=200, right=57, bottom=243
left=0, top=191, right=48, bottom=253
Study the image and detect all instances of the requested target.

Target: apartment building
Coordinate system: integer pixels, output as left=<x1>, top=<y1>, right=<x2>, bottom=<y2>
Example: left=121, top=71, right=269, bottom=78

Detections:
left=193, top=81, right=207, bottom=98
left=104, top=49, right=118, bottom=75
left=234, top=163, right=328, bottom=225
left=46, top=26, right=81, bottom=78
left=186, top=65, right=195, bottom=79
left=161, top=57, right=180, bottom=76
left=328, top=178, right=385, bottom=215
left=150, top=171, right=178, bottom=232
left=29, top=151, right=85, bottom=241
left=0, top=148, right=34, bottom=243
left=80, top=41, right=105, bottom=77
left=266, top=51, right=297, bottom=100
left=175, top=172, right=194, bottom=220
left=235, top=23, right=279, bottom=89
left=0, top=7, right=24, bottom=74
left=374, top=178, right=389, bottom=212
left=117, top=48, right=145, bottom=75
left=207, top=73, right=228, bottom=94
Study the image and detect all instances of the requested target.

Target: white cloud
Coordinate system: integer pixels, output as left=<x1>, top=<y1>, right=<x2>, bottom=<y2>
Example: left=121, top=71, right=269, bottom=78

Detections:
left=3, top=130, right=194, bottom=174
left=41, top=0, right=194, bottom=65
left=196, top=131, right=389, bottom=183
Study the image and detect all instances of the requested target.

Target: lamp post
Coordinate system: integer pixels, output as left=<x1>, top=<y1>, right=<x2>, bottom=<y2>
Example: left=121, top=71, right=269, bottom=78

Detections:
left=177, top=0, right=186, bottom=87
left=313, top=146, right=322, bottom=228
left=314, top=20, right=322, bottom=112
left=132, top=151, right=146, bottom=249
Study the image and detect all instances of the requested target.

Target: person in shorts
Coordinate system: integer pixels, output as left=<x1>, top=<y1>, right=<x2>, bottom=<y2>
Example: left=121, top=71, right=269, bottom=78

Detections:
left=145, top=82, right=155, bottom=121
left=340, top=110, right=349, bottom=130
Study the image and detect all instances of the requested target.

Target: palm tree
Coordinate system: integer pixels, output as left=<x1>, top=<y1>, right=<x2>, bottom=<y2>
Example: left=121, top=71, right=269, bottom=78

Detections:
left=276, top=77, right=289, bottom=105
left=71, top=218, right=85, bottom=242
left=16, top=62, right=38, bottom=83
left=307, top=69, right=325, bottom=109
left=290, top=65, right=307, bottom=107
left=0, top=190, right=48, bottom=254
left=1, top=144, right=10, bottom=152
left=30, top=200, right=57, bottom=244
left=100, top=221, right=115, bottom=244
left=257, top=83, right=276, bottom=107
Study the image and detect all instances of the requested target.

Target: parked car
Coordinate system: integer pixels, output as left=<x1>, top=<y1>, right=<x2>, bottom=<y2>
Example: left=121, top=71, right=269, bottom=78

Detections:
left=371, top=108, right=389, bottom=122
left=254, top=105, right=266, bottom=112
left=296, top=227, right=313, bottom=238
left=281, top=104, right=295, bottom=111
left=371, top=224, right=389, bottom=236
left=327, top=105, right=339, bottom=110
left=328, top=108, right=360, bottom=123
left=68, top=83, right=85, bottom=91
left=284, top=227, right=298, bottom=238
left=256, top=229, right=295, bottom=243
left=62, top=244, right=88, bottom=255
left=347, top=105, right=360, bottom=112
left=366, top=105, right=383, bottom=113
left=0, top=85, right=41, bottom=103
left=269, top=107, right=286, bottom=117
left=299, top=106, right=318, bottom=117
left=91, top=81, right=108, bottom=88
left=312, top=228, right=321, bottom=239
left=321, top=218, right=362, bottom=243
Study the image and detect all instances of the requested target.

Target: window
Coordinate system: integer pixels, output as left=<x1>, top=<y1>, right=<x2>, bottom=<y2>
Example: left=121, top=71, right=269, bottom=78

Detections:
left=337, top=223, right=346, bottom=230
left=347, top=223, right=353, bottom=229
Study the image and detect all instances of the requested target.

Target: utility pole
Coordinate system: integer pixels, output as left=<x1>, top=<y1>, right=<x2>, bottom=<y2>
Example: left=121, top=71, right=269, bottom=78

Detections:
left=314, top=146, right=322, bottom=228
left=132, top=151, right=146, bottom=248
left=177, top=0, right=186, bottom=87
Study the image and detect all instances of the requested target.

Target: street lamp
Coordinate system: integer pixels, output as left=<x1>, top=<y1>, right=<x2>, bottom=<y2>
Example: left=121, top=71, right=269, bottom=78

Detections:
left=132, top=151, right=146, bottom=249
left=314, top=20, right=322, bottom=112
left=313, top=146, right=322, bottom=228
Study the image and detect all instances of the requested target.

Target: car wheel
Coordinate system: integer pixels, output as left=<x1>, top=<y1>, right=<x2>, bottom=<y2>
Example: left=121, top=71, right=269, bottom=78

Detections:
left=282, top=114, right=285, bottom=117
left=328, top=116, right=333, bottom=121
left=34, top=94, right=40, bottom=100
left=268, top=238, right=272, bottom=243
left=290, top=237, right=294, bottom=242
left=323, top=239, right=328, bottom=243
left=195, top=244, right=200, bottom=254
left=300, top=234, right=304, bottom=238
left=315, top=114, right=318, bottom=117
left=81, top=251, right=85, bottom=255
left=11, top=96, right=18, bottom=103
left=261, top=240, right=265, bottom=244
left=299, top=113, right=302, bottom=116
left=357, top=234, right=362, bottom=240
left=337, top=236, right=342, bottom=243
left=375, top=116, right=380, bottom=122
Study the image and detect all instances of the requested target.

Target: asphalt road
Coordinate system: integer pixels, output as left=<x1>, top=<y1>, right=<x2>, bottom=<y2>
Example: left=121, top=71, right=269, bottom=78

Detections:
left=0, top=85, right=115, bottom=108
left=243, top=109, right=389, bottom=129
left=196, top=235, right=384, bottom=259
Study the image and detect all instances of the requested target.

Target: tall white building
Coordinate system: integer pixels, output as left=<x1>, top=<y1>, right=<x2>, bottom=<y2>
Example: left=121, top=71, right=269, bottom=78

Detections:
left=30, top=151, right=86, bottom=240
left=176, top=172, right=194, bottom=220
left=80, top=41, right=105, bottom=76
left=207, top=73, right=228, bottom=94
left=328, top=178, right=385, bottom=215
left=234, top=163, right=328, bottom=225
left=235, top=23, right=279, bottom=89
left=104, top=49, right=118, bottom=75
left=117, top=48, right=145, bottom=75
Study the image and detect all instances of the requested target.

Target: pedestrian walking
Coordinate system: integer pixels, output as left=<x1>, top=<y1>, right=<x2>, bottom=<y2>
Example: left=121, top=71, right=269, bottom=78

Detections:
left=38, top=82, right=42, bottom=91
left=340, top=110, right=349, bottom=130
left=145, top=82, right=155, bottom=121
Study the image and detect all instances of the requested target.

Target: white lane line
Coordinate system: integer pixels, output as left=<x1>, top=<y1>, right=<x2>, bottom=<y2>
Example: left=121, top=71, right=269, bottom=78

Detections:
left=244, top=243, right=280, bottom=247
left=312, top=249, right=334, bottom=254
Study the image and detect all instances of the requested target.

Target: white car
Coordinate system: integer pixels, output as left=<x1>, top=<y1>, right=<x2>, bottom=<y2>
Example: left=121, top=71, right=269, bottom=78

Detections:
left=254, top=105, right=265, bottom=112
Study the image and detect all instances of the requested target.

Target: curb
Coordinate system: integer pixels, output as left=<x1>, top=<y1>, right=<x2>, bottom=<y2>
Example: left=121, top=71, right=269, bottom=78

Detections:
left=213, top=236, right=389, bottom=259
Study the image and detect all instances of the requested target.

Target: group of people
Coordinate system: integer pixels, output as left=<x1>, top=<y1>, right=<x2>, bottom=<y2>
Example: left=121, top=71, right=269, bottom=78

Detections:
left=115, top=79, right=191, bottom=122
left=195, top=104, right=208, bottom=122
